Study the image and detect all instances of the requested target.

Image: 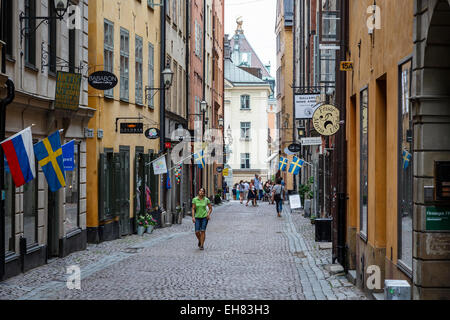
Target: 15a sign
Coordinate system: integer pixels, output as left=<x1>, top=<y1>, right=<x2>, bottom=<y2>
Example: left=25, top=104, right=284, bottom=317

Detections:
left=88, top=71, right=118, bottom=90
left=340, top=61, right=354, bottom=71
left=120, top=123, right=143, bottom=134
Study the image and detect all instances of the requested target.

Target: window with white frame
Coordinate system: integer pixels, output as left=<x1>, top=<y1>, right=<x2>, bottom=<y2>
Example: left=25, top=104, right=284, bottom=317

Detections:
left=135, top=35, right=143, bottom=105
left=240, top=122, right=251, bottom=139
left=241, top=153, right=250, bottom=169
left=104, top=19, right=114, bottom=98
left=240, top=95, right=250, bottom=109
left=120, top=28, right=130, bottom=101
left=148, top=42, right=155, bottom=108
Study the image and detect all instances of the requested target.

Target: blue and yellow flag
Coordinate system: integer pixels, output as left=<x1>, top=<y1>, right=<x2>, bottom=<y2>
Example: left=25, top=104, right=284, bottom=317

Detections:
left=194, top=150, right=206, bottom=169
left=402, top=150, right=412, bottom=170
left=279, top=156, right=288, bottom=172
left=289, top=156, right=304, bottom=175
left=34, top=131, right=66, bottom=192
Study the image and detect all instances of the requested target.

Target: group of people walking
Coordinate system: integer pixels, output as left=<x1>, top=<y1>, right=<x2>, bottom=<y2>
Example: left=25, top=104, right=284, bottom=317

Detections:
left=231, top=176, right=286, bottom=217
left=190, top=176, right=286, bottom=251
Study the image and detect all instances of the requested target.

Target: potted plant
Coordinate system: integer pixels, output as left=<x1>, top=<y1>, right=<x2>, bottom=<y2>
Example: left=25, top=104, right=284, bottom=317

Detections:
left=298, top=176, right=314, bottom=205
left=137, top=215, right=148, bottom=236
left=310, top=215, right=316, bottom=225
left=214, top=189, right=222, bottom=205
left=146, top=214, right=157, bottom=233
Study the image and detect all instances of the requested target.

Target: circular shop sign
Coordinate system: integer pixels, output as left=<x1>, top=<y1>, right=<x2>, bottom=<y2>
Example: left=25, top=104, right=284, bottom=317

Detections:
left=288, top=143, right=302, bottom=153
left=144, top=128, right=160, bottom=139
left=88, top=71, right=118, bottom=90
left=312, top=104, right=340, bottom=136
left=216, top=167, right=223, bottom=173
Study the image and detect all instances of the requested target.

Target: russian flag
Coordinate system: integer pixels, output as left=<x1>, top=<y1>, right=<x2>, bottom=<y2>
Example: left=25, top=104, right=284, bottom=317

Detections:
left=1, top=127, right=36, bottom=187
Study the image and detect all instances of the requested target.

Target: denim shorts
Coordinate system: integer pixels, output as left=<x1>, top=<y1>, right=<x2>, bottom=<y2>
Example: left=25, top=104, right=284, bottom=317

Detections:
left=195, top=217, right=208, bottom=232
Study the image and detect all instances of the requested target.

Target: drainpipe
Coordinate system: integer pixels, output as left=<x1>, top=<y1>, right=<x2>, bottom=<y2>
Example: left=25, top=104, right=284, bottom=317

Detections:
left=0, top=78, right=15, bottom=280
left=160, top=1, right=166, bottom=210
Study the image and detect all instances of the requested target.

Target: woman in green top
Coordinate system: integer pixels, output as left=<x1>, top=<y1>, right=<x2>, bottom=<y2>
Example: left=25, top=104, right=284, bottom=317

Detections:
left=192, top=188, right=213, bottom=250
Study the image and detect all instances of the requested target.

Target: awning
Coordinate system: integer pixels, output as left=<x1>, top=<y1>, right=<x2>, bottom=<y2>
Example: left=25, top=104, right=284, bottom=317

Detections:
left=266, top=153, right=279, bottom=163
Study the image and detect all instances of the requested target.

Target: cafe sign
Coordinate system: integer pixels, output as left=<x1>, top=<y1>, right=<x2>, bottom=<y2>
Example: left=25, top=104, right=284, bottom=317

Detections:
left=54, top=71, right=82, bottom=110
left=88, top=71, right=118, bottom=90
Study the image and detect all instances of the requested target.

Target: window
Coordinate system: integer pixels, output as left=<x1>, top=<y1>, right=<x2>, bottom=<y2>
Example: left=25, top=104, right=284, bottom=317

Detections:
left=240, top=95, right=250, bottom=109
left=319, top=0, right=340, bottom=44
left=48, top=0, right=57, bottom=74
left=195, top=20, right=202, bottom=59
left=172, top=0, right=177, bottom=25
left=104, top=20, right=114, bottom=98
left=68, top=28, right=76, bottom=73
left=1, top=0, right=13, bottom=57
left=23, top=160, right=38, bottom=246
left=24, top=0, right=36, bottom=66
left=147, top=0, right=155, bottom=9
left=360, top=87, right=369, bottom=239
left=240, top=122, right=251, bottom=139
left=398, top=58, right=413, bottom=273
left=241, top=153, right=250, bottom=169
left=135, top=35, right=143, bottom=105
left=4, top=168, right=14, bottom=253
left=65, top=142, right=80, bottom=233
left=148, top=42, right=155, bottom=108
left=172, top=60, right=177, bottom=112
left=120, top=28, right=130, bottom=101
left=165, top=56, right=171, bottom=110
left=276, top=32, right=281, bottom=53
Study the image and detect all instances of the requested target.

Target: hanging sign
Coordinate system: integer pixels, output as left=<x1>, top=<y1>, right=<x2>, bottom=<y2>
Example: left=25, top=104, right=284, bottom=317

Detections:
left=144, top=128, right=160, bottom=139
left=216, top=167, right=223, bottom=173
left=88, top=71, right=118, bottom=90
left=54, top=71, right=82, bottom=111
left=312, top=104, right=340, bottom=136
left=288, top=143, right=302, bottom=153
left=301, top=137, right=322, bottom=146
left=152, top=156, right=167, bottom=175
left=120, top=123, right=143, bottom=134
left=295, top=94, right=321, bottom=119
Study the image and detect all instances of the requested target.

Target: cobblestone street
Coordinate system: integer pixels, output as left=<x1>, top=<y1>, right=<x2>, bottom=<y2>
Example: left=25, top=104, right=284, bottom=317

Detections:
left=0, top=200, right=367, bottom=300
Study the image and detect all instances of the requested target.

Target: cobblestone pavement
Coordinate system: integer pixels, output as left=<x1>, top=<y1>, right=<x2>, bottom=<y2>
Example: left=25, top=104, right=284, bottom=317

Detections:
left=0, top=200, right=367, bottom=300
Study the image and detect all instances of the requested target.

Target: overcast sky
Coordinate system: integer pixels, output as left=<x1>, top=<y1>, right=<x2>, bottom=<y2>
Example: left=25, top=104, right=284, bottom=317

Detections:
left=224, top=0, right=277, bottom=78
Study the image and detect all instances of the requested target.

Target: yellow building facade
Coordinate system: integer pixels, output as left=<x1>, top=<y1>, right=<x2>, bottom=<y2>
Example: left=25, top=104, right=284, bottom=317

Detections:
left=276, top=0, right=294, bottom=190
left=87, top=0, right=161, bottom=242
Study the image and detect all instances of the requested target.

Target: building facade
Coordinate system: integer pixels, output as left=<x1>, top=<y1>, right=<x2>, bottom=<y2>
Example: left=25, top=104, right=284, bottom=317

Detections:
left=86, top=0, right=161, bottom=243
left=345, top=0, right=450, bottom=299
left=0, top=0, right=92, bottom=279
left=275, top=0, right=294, bottom=190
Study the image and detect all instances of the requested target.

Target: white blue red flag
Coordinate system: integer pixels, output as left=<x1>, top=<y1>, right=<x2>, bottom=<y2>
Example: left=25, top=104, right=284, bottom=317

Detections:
left=0, top=127, right=36, bottom=187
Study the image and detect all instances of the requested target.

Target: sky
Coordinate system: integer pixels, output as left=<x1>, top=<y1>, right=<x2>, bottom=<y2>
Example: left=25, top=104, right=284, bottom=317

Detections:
left=224, top=0, right=277, bottom=78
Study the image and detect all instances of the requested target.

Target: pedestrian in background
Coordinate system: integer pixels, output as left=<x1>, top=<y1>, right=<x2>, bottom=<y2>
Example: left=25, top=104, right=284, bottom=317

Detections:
left=239, top=180, right=245, bottom=204
left=246, top=180, right=257, bottom=207
left=232, top=184, right=237, bottom=200
left=243, top=181, right=249, bottom=204
left=258, top=176, right=264, bottom=201
left=192, top=188, right=213, bottom=250
left=272, top=178, right=285, bottom=217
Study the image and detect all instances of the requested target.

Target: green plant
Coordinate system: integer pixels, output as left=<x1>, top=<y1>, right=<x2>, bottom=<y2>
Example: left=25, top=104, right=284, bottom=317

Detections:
left=298, top=176, right=314, bottom=202
left=137, top=215, right=149, bottom=228
left=145, top=213, right=157, bottom=226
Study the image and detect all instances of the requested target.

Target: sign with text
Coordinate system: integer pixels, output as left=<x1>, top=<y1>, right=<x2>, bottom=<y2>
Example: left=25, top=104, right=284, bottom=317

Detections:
left=289, top=194, right=302, bottom=210
left=120, top=123, right=143, bottom=134
left=301, top=137, right=322, bottom=146
left=88, top=71, right=118, bottom=90
left=312, top=104, right=340, bottom=136
left=55, top=71, right=82, bottom=110
left=340, top=61, right=354, bottom=71
left=295, top=94, right=321, bottom=119
left=426, top=207, right=450, bottom=231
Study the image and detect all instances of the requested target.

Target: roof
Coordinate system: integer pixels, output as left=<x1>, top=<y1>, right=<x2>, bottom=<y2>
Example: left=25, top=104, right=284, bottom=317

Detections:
left=229, top=33, right=272, bottom=79
left=225, top=59, right=271, bottom=87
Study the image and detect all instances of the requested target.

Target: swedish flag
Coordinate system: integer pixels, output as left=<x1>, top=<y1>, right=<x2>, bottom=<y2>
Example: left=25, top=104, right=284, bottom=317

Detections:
left=288, top=156, right=304, bottom=175
left=34, top=131, right=66, bottom=192
left=402, top=149, right=412, bottom=170
left=194, top=150, right=206, bottom=169
left=279, top=156, right=288, bottom=172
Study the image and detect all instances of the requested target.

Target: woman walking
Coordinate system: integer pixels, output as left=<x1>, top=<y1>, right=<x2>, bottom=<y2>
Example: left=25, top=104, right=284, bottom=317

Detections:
left=246, top=180, right=257, bottom=207
left=272, top=178, right=285, bottom=217
left=192, top=188, right=213, bottom=250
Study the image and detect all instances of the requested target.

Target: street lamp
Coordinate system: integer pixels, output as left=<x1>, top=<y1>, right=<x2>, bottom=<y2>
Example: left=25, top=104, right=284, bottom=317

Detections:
left=145, top=65, right=174, bottom=104
left=200, top=100, right=207, bottom=112
left=20, top=0, right=70, bottom=40
left=218, top=117, right=224, bottom=128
